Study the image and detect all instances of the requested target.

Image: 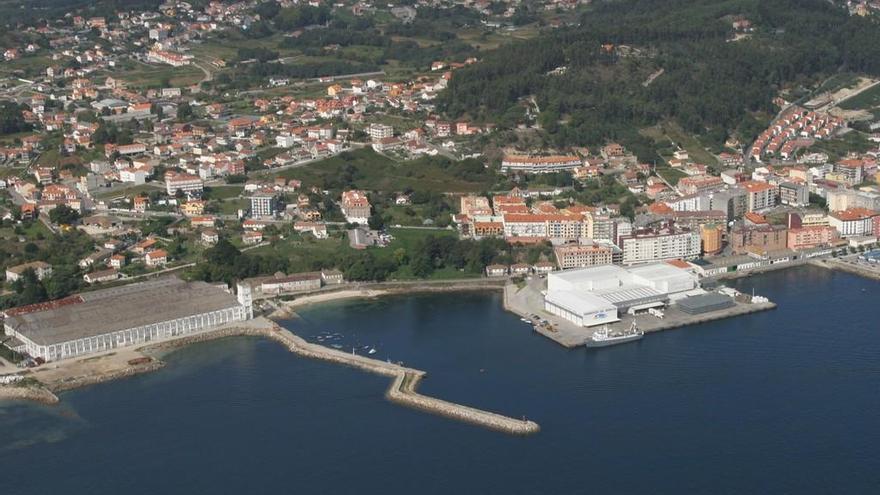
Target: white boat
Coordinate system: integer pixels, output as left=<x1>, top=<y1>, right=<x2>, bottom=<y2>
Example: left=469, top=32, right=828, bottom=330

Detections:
left=368, top=348, right=377, bottom=354
left=585, top=321, right=644, bottom=348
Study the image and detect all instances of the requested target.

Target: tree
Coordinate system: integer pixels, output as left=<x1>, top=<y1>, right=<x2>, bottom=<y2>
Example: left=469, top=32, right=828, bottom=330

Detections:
left=14, top=269, right=47, bottom=306
left=177, top=102, right=194, bottom=122
left=49, top=205, right=81, bottom=225
left=367, top=212, right=385, bottom=230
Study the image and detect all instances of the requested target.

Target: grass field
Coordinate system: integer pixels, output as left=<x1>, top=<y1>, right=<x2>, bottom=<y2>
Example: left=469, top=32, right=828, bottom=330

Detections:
left=379, top=227, right=478, bottom=280
left=216, top=198, right=249, bottom=215
left=277, top=148, right=496, bottom=193
left=94, top=183, right=164, bottom=200
left=654, top=166, right=688, bottom=185
left=641, top=122, right=720, bottom=171
left=246, top=234, right=347, bottom=272
left=204, top=185, right=244, bottom=200
left=243, top=226, right=476, bottom=280
left=807, top=131, right=874, bottom=161
left=838, top=83, right=880, bottom=110
left=109, top=61, right=204, bottom=89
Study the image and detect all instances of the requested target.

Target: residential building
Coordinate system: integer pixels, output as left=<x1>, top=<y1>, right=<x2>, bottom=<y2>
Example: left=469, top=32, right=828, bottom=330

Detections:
left=779, top=181, right=809, bottom=207
left=729, top=225, right=788, bottom=254
left=826, top=189, right=880, bottom=212
left=145, top=249, right=168, bottom=267
left=249, top=190, right=278, bottom=217
left=677, top=175, right=723, bottom=196
left=368, top=123, right=394, bottom=141
left=787, top=225, right=840, bottom=250
left=619, top=227, right=701, bottom=265
left=701, top=223, right=724, bottom=255
left=341, top=190, right=371, bottom=224
left=6, top=261, right=53, bottom=282
left=828, top=208, right=877, bottom=237
left=165, top=171, right=204, bottom=196
left=553, top=244, right=614, bottom=269
left=500, top=155, right=583, bottom=174
left=742, top=181, right=777, bottom=212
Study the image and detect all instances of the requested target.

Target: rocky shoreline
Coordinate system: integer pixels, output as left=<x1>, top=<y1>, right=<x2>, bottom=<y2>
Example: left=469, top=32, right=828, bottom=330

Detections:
left=0, top=384, right=60, bottom=405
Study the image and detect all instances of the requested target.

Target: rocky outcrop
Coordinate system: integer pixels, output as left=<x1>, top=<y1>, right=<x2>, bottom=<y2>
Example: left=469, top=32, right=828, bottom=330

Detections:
left=0, top=384, right=59, bottom=405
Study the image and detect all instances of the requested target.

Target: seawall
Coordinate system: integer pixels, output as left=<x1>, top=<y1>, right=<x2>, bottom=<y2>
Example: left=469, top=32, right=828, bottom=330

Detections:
left=139, top=321, right=540, bottom=436
left=809, top=258, right=880, bottom=281
left=50, top=360, right=165, bottom=393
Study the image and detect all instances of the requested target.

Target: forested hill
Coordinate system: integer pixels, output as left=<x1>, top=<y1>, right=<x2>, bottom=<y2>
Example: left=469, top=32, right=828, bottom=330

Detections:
left=438, top=0, right=880, bottom=151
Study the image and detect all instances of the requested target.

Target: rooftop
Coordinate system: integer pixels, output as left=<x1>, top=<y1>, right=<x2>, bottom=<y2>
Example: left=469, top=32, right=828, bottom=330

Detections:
left=4, top=277, right=240, bottom=346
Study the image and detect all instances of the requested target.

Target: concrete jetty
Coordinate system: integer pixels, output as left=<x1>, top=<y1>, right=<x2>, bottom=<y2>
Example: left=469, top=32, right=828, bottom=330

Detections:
left=141, top=319, right=541, bottom=436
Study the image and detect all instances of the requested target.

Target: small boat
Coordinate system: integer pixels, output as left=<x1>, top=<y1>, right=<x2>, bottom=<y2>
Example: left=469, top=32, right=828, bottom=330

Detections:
left=368, top=348, right=377, bottom=355
left=585, top=321, right=644, bottom=348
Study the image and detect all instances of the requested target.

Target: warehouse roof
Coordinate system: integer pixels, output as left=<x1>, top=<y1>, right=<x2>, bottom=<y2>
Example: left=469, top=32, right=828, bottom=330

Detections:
left=4, top=277, right=240, bottom=346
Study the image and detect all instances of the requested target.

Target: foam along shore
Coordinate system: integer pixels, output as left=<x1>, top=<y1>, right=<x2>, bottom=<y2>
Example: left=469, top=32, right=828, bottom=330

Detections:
left=0, top=317, right=539, bottom=436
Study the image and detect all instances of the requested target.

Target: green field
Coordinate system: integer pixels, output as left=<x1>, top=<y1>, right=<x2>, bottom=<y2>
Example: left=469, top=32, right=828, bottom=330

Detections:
left=106, top=61, right=205, bottom=89
left=654, top=166, right=688, bottom=185
left=838, top=83, right=880, bottom=110
left=245, top=234, right=347, bottom=272
left=641, top=122, right=719, bottom=167
left=276, top=148, right=497, bottom=193
left=216, top=198, right=249, bottom=215
left=204, top=185, right=244, bottom=200
left=807, top=131, right=874, bottom=161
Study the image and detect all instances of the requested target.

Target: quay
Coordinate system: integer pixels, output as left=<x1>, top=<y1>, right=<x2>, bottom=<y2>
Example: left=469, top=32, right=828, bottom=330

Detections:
left=504, top=273, right=776, bottom=349
left=809, top=257, right=880, bottom=281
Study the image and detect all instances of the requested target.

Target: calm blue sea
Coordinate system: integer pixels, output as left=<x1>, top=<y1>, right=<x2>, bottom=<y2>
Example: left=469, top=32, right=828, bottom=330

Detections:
left=1, top=265, right=878, bottom=494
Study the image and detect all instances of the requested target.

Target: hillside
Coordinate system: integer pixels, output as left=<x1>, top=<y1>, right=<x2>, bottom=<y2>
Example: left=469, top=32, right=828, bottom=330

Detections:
left=438, top=0, right=880, bottom=155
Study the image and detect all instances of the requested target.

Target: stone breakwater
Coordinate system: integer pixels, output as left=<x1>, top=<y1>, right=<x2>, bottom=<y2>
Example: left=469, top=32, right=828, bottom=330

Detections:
left=50, top=361, right=165, bottom=393
left=140, top=322, right=541, bottom=436
left=0, top=384, right=60, bottom=405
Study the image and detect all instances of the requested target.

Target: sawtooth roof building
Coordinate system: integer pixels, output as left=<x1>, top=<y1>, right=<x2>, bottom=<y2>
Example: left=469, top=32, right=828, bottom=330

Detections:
left=544, top=263, right=701, bottom=327
left=3, top=277, right=250, bottom=362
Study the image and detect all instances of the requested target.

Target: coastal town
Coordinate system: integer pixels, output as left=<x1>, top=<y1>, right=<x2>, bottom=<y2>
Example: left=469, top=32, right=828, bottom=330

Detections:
left=3, top=0, right=880, bottom=430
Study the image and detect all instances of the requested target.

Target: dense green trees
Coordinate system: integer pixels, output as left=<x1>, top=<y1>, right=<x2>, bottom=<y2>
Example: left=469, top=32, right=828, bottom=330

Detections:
left=191, top=239, right=290, bottom=284
left=0, top=101, right=32, bottom=135
left=48, top=205, right=80, bottom=225
left=1, top=229, right=95, bottom=309
left=439, top=0, right=880, bottom=148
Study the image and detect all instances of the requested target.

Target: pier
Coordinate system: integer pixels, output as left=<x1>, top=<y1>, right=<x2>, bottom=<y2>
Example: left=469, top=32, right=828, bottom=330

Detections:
left=142, top=319, right=541, bottom=436
left=504, top=280, right=777, bottom=348
left=3, top=317, right=539, bottom=435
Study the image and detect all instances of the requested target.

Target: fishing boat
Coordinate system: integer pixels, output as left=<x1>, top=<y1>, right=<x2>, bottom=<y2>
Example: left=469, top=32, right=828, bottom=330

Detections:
left=585, top=321, right=643, bottom=348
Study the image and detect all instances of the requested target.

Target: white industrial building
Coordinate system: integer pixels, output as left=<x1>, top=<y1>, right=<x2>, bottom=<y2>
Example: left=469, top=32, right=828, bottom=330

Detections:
left=544, top=263, right=701, bottom=327
left=3, top=277, right=250, bottom=362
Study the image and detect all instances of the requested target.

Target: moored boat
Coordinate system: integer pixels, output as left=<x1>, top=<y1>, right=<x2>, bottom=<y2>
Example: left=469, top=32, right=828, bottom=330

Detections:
left=585, top=321, right=643, bottom=348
